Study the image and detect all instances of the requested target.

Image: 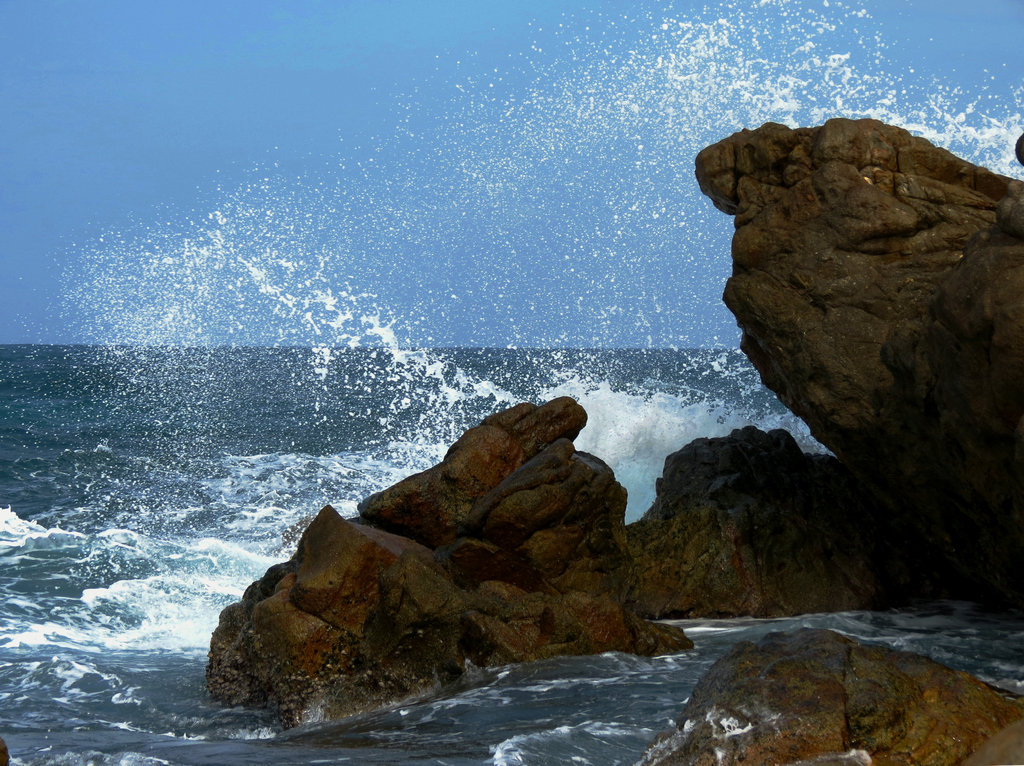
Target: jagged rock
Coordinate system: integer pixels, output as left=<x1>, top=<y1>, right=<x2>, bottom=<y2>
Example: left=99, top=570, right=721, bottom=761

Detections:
left=695, top=118, right=1024, bottom=606
left=358, top=397, right=587, bottom=548
left=0, top=736, right=8, bottom=766
left=459, top=439, right=633, bottom=600
left=637, top=628, right=1024, bottom=766
left=627, top=427, right=896, bottom=617
left=208, top=400, right=691, bottom=727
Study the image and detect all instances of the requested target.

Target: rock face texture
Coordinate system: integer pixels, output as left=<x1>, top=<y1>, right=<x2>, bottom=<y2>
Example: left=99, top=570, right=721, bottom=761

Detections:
left=207, top=398, right=691, bottom=727
left=627, top=426, right=894, bottom=618
left=637, top=629, right=1024, bottom=766
left=695, top=118, right=1024, bottom=606
left=359, top=398, right=588, bottom=548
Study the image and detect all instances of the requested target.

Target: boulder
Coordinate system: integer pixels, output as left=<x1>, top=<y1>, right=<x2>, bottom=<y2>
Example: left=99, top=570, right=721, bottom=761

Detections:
left=0, top=736, right=7, bottom=766
left=459, top=439, right=633, bottom=600
left=358, top=397, right=587, bottom=548
left=695, top=118, right=1024, bottom=606
left=637, top=628, right=1023, bottom=766
left=627, top=427, right=897, bottom=617
left=208, top=400, right=691, bottom=727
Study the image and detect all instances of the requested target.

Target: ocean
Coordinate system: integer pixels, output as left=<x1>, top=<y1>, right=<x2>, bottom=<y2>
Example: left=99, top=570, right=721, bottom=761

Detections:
left=2, top=344, right=1022, bottom=765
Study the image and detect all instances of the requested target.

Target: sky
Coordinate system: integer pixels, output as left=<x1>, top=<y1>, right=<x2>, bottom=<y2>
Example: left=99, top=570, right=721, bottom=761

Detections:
left=1, top=0, right=1022, bottom=348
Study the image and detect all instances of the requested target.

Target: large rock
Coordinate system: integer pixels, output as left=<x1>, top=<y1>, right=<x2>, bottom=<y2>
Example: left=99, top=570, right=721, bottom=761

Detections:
left=627, top=427, right=898, bottom=617
left=695, top=118, right=1024, bottom=605
left=637, top=628, right=1023, bottom=766
left=358, top=397, right=587, bottom=548
left=208, top=401, right=691, bottom=727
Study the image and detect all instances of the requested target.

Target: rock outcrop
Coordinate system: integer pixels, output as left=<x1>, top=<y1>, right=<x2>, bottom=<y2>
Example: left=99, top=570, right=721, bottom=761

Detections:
left=207, top=398, right=691, bottom=727
left=359, top=397, right=587, bottom=548
left=695, top=118, right=1024, bottom=606
left=627, top=427, right=896, bottom=617
left=637, top=628, right=1024, bottom=766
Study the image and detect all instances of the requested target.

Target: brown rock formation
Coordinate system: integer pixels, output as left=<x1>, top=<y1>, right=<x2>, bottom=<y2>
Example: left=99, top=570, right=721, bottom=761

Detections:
left=208, top=400, right=691, bottom=727
left=695, top=118, right=1024, bottom=605
left=637, top=629, right=1023, bottom=766
left=359, top=397, right=587, bottom=548
left=627, top=427, right=895, bottom=618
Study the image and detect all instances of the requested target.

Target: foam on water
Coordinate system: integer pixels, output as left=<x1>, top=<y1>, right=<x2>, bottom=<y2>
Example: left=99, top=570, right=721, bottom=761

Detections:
left=0, top=503, right=276, bottom=653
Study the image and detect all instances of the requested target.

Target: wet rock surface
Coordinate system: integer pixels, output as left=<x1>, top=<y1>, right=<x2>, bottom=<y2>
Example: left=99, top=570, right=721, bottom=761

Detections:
left=637, top=628, right=1024, bottom=766
left=696, top=118, right=1024, bottom=606
left=207, top=398, right=690, bottom=727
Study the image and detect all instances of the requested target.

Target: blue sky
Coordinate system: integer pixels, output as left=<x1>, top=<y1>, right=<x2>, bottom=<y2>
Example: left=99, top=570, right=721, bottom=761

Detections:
left=1, top=0, right=1022, bottom=347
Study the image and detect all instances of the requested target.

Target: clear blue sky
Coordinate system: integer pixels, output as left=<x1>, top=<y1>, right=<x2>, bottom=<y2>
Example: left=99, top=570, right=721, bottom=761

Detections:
left=1, top=0, right=1022, bottom=347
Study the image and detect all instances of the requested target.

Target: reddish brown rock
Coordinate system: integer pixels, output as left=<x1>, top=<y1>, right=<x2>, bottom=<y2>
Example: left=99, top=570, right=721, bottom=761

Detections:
left=358, top=397, right=587, bottom=548
left=695, top=118, right=1024, bottom=606
left=461, top=439, right=633, bottom=601
left=208, top=400, right=691, bottom=727
left=206, top=505, right=429, bottom=725
left=638, top=629, right=1023, bottom=766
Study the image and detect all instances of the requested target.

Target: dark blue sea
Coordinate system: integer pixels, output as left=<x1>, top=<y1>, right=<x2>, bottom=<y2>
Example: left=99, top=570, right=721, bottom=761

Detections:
left=2, top=344, right=1022, bottom=765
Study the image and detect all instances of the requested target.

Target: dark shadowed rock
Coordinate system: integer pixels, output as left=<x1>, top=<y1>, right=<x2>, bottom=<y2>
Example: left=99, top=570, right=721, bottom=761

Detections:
left=0, top=736, right=7, bottom=766
left=627, top=427, right=898, bottom=618
left=358, top=397, right=587, bottom=548
left=696, top=118, right=1024, bottom=606
left=208, top=400, right=691, bottom=727
left=637, top=628, right=1023, bottom=766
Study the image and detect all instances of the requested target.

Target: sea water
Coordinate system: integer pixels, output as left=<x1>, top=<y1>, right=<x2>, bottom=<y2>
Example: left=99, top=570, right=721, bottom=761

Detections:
left=8, top=0, right=1024, bottom=762
left=2, top=345, right=1023, bottom=765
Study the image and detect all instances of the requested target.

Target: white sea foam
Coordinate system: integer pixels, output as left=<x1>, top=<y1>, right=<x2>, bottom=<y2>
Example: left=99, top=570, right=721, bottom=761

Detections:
left=0, top=505, right=85, bottom=549
left=492, top=720, right=641, bottom=766
left=0, top=505, right=276, bottom=653
left=543, top=379, right=817, bottom=519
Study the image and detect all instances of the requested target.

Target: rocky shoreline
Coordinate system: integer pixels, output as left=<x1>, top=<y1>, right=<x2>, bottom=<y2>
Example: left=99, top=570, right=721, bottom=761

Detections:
left=207, top=119, right=1024, bottom=764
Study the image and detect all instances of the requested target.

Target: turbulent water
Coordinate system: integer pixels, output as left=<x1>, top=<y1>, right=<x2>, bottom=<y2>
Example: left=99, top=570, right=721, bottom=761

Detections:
left=6, top=0, right=1024, bottom=763
left=2, top=345, right=1023, bottom=765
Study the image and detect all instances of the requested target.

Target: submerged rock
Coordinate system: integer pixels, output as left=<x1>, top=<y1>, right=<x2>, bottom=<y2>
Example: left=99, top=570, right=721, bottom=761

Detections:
left=208, top=399, right=690, bottom=727
left=696, top=118, right=1024, bottom=606
left=627, top=426, right=895, bottom=617
left=637, top=628, right=1023, bottom=766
